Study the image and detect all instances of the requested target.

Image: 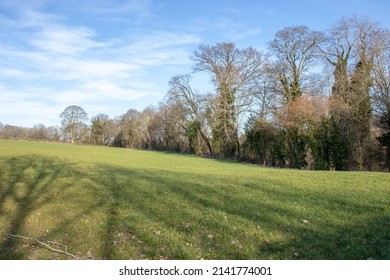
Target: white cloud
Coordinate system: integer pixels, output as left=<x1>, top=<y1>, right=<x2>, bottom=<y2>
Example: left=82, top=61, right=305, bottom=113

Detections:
left=127, top=31, right=201, bottom=51
left=0, top=5, right=63, bottom=30
left=0, top=4, right=202, bottom=127
left=0, top=102, right=59, bottom=126
left=0, top=68, right=30, bottom=79
left=0, top=85, right=62, bottom=126
left=0, top=81, right=156, bottom=126
left=50, top=81, right=152, bottom=104
left=32, top=26, right=109, bottom=55
left=49, top=58, right=137, bottom=81
left=118, top=31, right=201, bottom=67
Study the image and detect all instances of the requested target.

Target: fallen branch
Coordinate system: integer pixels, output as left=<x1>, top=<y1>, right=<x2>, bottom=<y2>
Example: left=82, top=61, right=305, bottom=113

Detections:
left=6, top=233, right=78, bottom=259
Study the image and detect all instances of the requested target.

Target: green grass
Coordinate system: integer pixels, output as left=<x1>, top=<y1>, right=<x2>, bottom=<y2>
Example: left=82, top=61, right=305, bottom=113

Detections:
left=0, top=139, right=389, bottom=260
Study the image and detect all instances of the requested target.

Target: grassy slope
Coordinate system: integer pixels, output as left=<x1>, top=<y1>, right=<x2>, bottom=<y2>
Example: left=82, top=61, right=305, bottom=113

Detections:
left=0, top=139, right=389, bottom=260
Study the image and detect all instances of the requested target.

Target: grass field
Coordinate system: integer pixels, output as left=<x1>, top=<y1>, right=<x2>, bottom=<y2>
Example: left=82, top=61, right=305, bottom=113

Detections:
left=0, top=139, right=389, bottom=260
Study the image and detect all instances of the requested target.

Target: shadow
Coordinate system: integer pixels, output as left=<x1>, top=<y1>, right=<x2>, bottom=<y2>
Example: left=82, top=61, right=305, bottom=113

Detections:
left=0, top=156, right=71, bottom=258
left=0, top=155, right=107, bottom=259
left=0, top=154, right=389, bottom=259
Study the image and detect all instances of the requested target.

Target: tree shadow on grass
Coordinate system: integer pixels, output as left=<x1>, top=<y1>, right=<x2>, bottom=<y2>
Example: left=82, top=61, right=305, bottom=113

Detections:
left=0, top=156, right=70, bottom=259
left=0, top=154, right=389, bottom=259
left=0, top=155, right=108, bottom=259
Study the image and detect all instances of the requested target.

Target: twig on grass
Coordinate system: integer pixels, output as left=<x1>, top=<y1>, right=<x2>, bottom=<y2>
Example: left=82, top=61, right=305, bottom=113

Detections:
left=6, top=233, right=79, bottom=259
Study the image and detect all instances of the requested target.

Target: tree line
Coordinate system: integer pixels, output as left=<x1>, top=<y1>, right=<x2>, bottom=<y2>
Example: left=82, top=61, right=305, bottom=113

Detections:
left=1, top=16, right=389, bottom=171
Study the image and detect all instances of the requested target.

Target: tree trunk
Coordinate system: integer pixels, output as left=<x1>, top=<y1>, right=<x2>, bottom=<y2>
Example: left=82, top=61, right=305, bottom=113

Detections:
left=198, top=128, right=213, bottom=155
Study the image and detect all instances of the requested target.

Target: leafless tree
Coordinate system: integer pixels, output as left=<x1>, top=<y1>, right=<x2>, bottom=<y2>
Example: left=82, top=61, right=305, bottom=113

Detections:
left=47, top=126, right=62, bottom=142
left=372, top=46, right=390, bottom=170
left=138, top=106, right=157, bottom=150
left=30, top=124, right=48, bottom=140
left=192, top=42, right=263, bottom=158
left=320, top=16, right=389, bottom=169
left=318, top=18, right=353, bottom=100
left=168, top=74, right=213, bottom=155
left=247, top=62, right=279, bottom=121
left=117, top=109, right=142, bottom=148
left=268, top=25, right=323, bottom=102
left=59, top=105, right=88, bottom=144
left=155, top=101, right=190, bottom=152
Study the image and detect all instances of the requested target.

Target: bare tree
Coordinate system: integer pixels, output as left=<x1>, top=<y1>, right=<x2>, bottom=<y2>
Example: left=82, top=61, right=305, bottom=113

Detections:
left=138, top=106, right=157, bottom=150
left=47, top=126, right=61, bottom=142
left=247, top=62, right=279, bottom=121
left=372, top=47, right=390, bottom=170
left=348, top=17, right=388, bottom=131
left=117, top=109, right=142, bottom=148
left=0, top=125, right=28, bottom=139
left=192, top=42, right=263, bottom=158
left=59, top=105, right=88, bottom=144
left=320, top=16, right=389, bottom=169
left=268, top=25, right=323, bottom=102
left=30, top=124, right=48, bottom=140
left=155, top=101, right=190, bottom=152
left=168, top=74, right=213, bottom=155
left=318, top=18, right=353, bottom=100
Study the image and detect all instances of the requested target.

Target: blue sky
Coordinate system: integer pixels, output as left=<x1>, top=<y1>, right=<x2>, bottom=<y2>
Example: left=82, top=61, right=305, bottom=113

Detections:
left=0, top=0, right=389, bottom=127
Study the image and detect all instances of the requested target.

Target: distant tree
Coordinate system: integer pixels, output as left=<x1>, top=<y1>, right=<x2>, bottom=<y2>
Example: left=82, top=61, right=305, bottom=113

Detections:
left=91, top=113, right=116, bottom=145
left=116, top=109, right=141, bottom=148
left=47, top=126, right=61, bottom=142
left=157, top=101, right=190, bottom=152
left=0, top=125, right=28, bottom=139
left=138, top=107, right=157, bottom=150
left=79, top=124, right=91, bottom=144
left=59, top=105, right=88, bottom=144
left=30, top=124, right=48, bottom=140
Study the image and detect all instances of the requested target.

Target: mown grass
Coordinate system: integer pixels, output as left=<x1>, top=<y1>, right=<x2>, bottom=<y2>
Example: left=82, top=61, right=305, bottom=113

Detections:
left=0, top=139, right=389, bottom=260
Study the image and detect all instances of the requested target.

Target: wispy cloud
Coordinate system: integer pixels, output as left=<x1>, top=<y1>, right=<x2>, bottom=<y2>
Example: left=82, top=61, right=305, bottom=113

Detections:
left=120, top=31, right=201, bottom=67
left=0, top=85, right=63, bottom=126
left=0, top=3, right=200, bottom=126
left=32, top=26, right=109, bottom=55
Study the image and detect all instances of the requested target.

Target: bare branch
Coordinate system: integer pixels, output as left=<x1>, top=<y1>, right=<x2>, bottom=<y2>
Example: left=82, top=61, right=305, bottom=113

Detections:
left=6, top=233, right=79, bottom=259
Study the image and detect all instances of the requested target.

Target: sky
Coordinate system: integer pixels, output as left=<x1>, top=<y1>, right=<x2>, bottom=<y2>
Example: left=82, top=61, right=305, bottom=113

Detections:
left=0, top=0, right=389, bottom=127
